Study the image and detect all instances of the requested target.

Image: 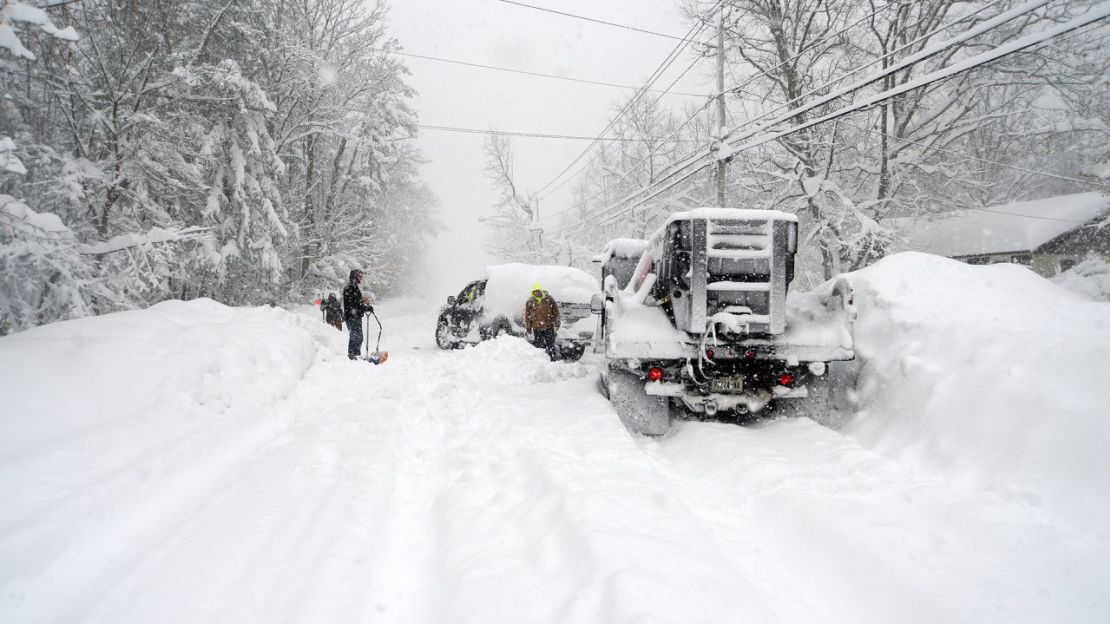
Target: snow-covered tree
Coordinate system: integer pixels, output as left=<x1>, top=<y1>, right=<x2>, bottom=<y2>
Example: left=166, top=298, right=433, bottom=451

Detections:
left=481, top=132, right=553, bottom=263
left=0, top=0, right=437, bottom=331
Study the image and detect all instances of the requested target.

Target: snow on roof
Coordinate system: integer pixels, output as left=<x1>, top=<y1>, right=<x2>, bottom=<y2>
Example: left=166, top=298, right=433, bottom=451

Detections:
left=663, top=207, right=798, bottom=228
left=892, top=192, right=1110, bottom=257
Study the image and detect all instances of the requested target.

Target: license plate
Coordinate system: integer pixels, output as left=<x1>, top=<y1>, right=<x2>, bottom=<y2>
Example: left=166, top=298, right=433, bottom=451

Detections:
left=710, top=376, right=744, bottom=393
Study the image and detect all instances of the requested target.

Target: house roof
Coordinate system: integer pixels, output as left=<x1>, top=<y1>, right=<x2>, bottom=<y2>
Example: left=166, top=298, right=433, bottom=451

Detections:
left=892, top=192, right=1110, bottom=258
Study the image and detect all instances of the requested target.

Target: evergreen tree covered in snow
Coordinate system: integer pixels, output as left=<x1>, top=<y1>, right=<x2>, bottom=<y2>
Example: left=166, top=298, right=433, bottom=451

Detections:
left=0, top=0, right=437, bottom=332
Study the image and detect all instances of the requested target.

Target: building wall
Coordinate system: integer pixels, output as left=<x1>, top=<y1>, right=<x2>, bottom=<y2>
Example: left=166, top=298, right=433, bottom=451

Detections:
left=1031, top=254, right=1058, bottom=277
left=954, top=219, right=1109, bottom=277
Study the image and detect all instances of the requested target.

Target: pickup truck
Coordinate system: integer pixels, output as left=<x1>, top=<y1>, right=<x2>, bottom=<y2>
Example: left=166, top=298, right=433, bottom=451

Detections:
left=594, top=208, right=855, bottom=434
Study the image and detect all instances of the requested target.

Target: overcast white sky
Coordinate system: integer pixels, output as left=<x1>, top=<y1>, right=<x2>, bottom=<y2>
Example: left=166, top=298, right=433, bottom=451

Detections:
left=385, top=0, right=716, bottom=299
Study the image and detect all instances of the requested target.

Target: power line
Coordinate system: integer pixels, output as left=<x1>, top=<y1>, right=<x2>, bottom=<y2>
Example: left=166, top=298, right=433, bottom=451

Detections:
left=722, top=4, right=1110, bottom=158
left=930, top=200, right=1103, bottom=223
left=5, top=67, right=700, bottom=145
left=546, top=131, right=716, bottom=233
left=539, top=0, right=906, bottom=225
left=495, top=0, right=690, bottom=42
left=552, top=4, right=1110, bottom=235
left=402, top=123, right=698, bottom=142
left=572, top=0, right=1053, bottom=227
left=368, top=47, right=707, bottom=98
left=536, top=53, right=709, bottom=205
left=720, top=0, right=1052, bottom=146
left=534, top=0, right=726, bottom=198
left=841, top=120, right=1110, bottom=192
left=37, top=0, right=83, bottom=8
left=718, top=0, right=938, bottom=103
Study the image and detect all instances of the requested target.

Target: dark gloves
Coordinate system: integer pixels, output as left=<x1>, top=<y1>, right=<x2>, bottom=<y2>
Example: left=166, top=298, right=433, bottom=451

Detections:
left=366, top=305, right=375, bottom=314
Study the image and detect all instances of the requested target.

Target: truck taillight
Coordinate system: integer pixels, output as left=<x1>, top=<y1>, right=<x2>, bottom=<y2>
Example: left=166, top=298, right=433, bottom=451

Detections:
left=704, top=349, right=715, bottom=360
left=745, top=350, right=758, bottom=360
left=778, top=373, right=796, bottom=386
left=647, top=367, right=665, bottom=382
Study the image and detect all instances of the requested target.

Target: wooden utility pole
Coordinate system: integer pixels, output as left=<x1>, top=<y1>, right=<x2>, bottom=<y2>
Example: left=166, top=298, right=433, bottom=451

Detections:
left=531, top=197, right=543, bottom=255
left=715, top=7, right=728, bottom=208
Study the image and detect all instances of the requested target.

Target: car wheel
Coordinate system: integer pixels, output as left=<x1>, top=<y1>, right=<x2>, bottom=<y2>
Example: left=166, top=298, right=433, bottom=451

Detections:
left=435, top=318, right=459, bottom=350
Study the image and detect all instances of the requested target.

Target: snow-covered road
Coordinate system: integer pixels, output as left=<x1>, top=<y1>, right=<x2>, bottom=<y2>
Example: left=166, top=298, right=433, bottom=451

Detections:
left=3, top=262, right=1110, bottom=623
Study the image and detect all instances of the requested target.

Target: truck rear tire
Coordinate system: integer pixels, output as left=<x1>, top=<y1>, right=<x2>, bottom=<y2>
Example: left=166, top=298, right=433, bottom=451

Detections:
left=607, top=367, right=673, bottom=436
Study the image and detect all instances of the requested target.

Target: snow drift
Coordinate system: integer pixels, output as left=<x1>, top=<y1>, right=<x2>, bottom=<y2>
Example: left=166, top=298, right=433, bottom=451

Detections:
left=841, top=252, right=1110, bottom=536
left=1, top=283, right=1108, bottom=622
left=0, top=300, right=322, bottom=622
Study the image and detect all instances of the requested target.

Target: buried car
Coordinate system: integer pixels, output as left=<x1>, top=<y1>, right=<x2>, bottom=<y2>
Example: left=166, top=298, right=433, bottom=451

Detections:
left=435, top=263, right=599, bottom=361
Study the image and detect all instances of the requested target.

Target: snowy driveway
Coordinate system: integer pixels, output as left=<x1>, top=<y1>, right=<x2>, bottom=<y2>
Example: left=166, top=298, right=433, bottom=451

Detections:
left=1, top=297, right=1107, bottom=623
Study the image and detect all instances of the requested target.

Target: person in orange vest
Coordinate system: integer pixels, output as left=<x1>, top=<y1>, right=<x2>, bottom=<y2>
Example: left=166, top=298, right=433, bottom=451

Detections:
left=523, top=282, right=560, bottom=360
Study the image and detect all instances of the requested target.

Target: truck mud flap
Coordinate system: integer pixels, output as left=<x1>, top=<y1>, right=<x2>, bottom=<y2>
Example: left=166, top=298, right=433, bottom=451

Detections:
left=607, top=368, right=673, bottom=436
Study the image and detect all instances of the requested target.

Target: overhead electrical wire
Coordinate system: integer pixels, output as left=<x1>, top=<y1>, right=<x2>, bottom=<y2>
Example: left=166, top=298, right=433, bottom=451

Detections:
left=0, top=67, right=705, bottom=146
left=596, top=0, right=1015, bottom=215
left=367, top=47, right=707, bottom=98
left=495, top=0, right=691, bottom=42
left=718, top=0, right=939, bottom=102
left=533, top=0, right=726, bottom=199
left=552, top=2, right=1110, bottom=234
left=539, top=0, right=907, bottom=226
left=919, top=199, right=1101, bottom=223
left=535, top=52, right=710, bottom=205
left=401, top=123, right=699, bottom=142
left=719, top=0, right=1054, bottom=146
left=841, top=120, right=1110, bottom=191
left=722, top=4, right=1110, bottom=159
left=552, top=0, right=1061, bottom=232
left=532, top=4, right=720, bottom=196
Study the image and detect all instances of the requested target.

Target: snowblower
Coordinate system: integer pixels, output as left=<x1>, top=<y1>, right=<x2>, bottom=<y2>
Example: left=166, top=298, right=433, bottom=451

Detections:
left=362, top=310, right=389, bottom=364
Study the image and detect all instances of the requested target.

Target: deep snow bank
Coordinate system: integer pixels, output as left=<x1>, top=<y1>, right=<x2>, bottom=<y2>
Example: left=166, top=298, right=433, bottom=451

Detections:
left=0, top=299, right=324, bottom=616
left=0, top=299, right=320, bottom=456
left=842, top=252, right=1110, bottom=535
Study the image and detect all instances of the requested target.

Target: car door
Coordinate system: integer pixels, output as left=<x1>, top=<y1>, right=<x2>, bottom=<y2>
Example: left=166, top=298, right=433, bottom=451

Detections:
left=451, top=280, right=485, bottom=339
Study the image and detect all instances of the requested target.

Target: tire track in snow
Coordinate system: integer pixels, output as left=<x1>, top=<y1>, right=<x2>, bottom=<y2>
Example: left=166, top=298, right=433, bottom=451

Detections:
left=79, top=363, right=410, bottom=624
left=367, top=343, right=785, bottom=624
left=3, top=410, right=300, bottom=623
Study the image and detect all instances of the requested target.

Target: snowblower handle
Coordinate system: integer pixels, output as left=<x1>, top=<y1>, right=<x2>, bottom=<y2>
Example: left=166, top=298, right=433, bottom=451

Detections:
left=360, top=310, right=388, bottom=364
left=369, top=311, right=383, bottom=352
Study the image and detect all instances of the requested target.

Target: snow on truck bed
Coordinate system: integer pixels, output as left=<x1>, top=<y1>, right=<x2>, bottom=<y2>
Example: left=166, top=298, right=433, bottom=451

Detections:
left=2, top=253, right=1109, bottom=622
left=605, top=279, right=854, bottom=361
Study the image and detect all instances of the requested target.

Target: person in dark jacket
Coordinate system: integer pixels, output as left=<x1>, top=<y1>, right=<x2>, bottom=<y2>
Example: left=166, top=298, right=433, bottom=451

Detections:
left=343, top=269, right=374, bottom=359
left=323, top=293, right=343, bottom=331
left=523, top=282, right=560, bottom=360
